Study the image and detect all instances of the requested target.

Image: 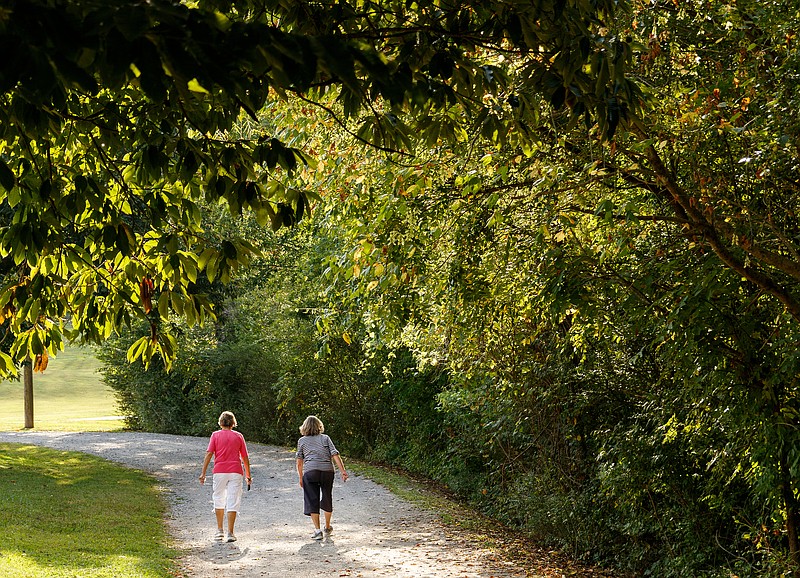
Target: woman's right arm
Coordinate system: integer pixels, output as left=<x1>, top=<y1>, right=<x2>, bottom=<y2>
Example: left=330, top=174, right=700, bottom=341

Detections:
left=296, top=458, right=304, bottom=488
left=199, top=451, right=213, bottom=484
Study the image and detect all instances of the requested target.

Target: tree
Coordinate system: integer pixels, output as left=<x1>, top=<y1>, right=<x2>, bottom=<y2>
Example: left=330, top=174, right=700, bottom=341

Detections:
left=0, top=0, right=628, bottom=370
left=562, top=1, right=800, bottom=566
left=9, top=0, right=800, bottom=572
left=284, top=2, right=800, bottom=573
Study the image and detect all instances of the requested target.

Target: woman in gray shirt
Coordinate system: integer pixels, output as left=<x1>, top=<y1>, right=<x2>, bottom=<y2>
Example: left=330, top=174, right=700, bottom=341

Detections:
left=296, top=415, right=349, bottom=540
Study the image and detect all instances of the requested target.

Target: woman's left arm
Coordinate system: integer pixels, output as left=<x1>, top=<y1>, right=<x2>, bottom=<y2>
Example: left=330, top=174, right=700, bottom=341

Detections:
left=242, top=453, right=252, bottom=483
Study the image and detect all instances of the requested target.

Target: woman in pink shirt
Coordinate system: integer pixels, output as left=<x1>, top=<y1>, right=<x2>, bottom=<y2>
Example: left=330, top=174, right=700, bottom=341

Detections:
left=199, top=411, right=252, bottom=542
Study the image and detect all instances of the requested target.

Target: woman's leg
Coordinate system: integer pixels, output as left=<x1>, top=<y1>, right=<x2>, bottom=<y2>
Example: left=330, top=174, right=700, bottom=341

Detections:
left=319, top=471, right=335, bottom=530
left=303, top=470, right=324, bottom=537
left=303, top=470, right=322, bottom=518
left=212, top=474, right=226, bottom=536
left=224, top=473, right=244, bottom=539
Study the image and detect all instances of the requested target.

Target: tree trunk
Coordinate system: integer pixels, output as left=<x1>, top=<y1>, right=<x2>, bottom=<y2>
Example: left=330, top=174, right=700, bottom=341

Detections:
left=23, top=360, right=33, bottom=429
left=780, top=450, right=800, bottom=575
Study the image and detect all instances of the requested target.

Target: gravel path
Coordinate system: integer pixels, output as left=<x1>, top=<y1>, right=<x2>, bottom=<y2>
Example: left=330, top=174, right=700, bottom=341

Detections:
left=0, top=431, right=528, bottom=578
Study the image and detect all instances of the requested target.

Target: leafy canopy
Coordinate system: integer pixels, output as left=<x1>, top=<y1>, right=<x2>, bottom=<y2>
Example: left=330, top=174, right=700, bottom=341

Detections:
left=0, top=0, right=631, bottom=372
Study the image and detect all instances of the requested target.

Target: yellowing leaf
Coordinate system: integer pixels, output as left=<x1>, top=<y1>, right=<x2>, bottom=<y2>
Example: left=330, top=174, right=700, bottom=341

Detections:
left=187, top=78, right=209, bottom=94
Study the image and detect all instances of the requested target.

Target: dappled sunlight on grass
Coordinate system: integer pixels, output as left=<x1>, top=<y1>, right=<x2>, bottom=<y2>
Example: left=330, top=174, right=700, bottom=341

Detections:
left=0, top=443, right=177, bottom=577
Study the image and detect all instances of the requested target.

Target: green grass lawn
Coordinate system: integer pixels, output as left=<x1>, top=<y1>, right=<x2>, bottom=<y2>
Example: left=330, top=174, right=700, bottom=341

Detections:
left=0, top=351, right=179, bottom=577
left=0, top=443, right=178, bottom=577
left=0, top=346, right=124, bottom=431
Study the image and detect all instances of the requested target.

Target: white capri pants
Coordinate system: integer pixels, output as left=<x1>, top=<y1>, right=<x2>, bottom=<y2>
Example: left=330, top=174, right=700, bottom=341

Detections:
left=212, top=473, right=244, bottom=512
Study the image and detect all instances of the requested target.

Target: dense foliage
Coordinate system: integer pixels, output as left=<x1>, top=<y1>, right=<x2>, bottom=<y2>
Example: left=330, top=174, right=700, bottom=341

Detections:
left=0, top=0, right=627, bottom=370
left=4, top=0, right=800, bottom=575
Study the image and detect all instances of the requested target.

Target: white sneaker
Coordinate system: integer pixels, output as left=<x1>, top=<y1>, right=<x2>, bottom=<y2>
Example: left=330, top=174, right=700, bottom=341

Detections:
left=311, top=529, right=323, bottom=540
left=226, top=533, right=237, bottom=542
left=214, top=530, right=224, bottom=540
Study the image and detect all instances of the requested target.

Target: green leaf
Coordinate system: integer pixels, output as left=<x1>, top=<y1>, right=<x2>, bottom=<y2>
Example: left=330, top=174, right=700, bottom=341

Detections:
left=116, top=223, right=135, bottom=256
left=198, top=248, right=216, bottom=271
left=127, top=336, right=149, bottom=364
left=206, top=254, right=220, bottom=282
left=158, top=291, right=170, bottom=318
left=0, top=159, right=15, bottom=192
left=265, top=203, right=282, bottom=231
left=179, top=253, right=198, bottom=283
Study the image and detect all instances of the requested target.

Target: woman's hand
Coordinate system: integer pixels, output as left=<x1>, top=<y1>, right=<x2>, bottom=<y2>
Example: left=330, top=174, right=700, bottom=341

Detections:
left=199, top=473, right=206, bottom=485
left=341, top=471, right=349, bottom=482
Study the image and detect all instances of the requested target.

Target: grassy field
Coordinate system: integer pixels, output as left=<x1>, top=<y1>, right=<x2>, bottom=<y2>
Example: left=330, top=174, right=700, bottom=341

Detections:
left=0, top=443, right=177, bottom=577
left=0, top=346, right=124, bottom=431
left=0, top=350, right=178, bottom=577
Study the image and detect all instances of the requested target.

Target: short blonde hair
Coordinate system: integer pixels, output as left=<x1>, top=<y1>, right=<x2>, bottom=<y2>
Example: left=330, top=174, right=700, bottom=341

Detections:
left=219, top=411, right=237, bottom=428
left=300, top=415, right=324, bottom=436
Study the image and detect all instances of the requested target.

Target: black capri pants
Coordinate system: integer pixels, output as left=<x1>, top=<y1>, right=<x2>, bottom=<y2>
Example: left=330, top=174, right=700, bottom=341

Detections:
left=303, top=469, right=335, bottom=515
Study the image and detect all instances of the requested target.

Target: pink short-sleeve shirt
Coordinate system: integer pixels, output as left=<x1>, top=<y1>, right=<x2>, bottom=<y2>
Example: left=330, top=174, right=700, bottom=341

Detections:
left=207, top=429, right=248, bottom=474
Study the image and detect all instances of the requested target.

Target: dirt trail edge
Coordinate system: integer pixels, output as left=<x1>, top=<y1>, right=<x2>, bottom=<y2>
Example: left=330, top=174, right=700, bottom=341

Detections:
left=0, top=431, right=528, bottom=578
